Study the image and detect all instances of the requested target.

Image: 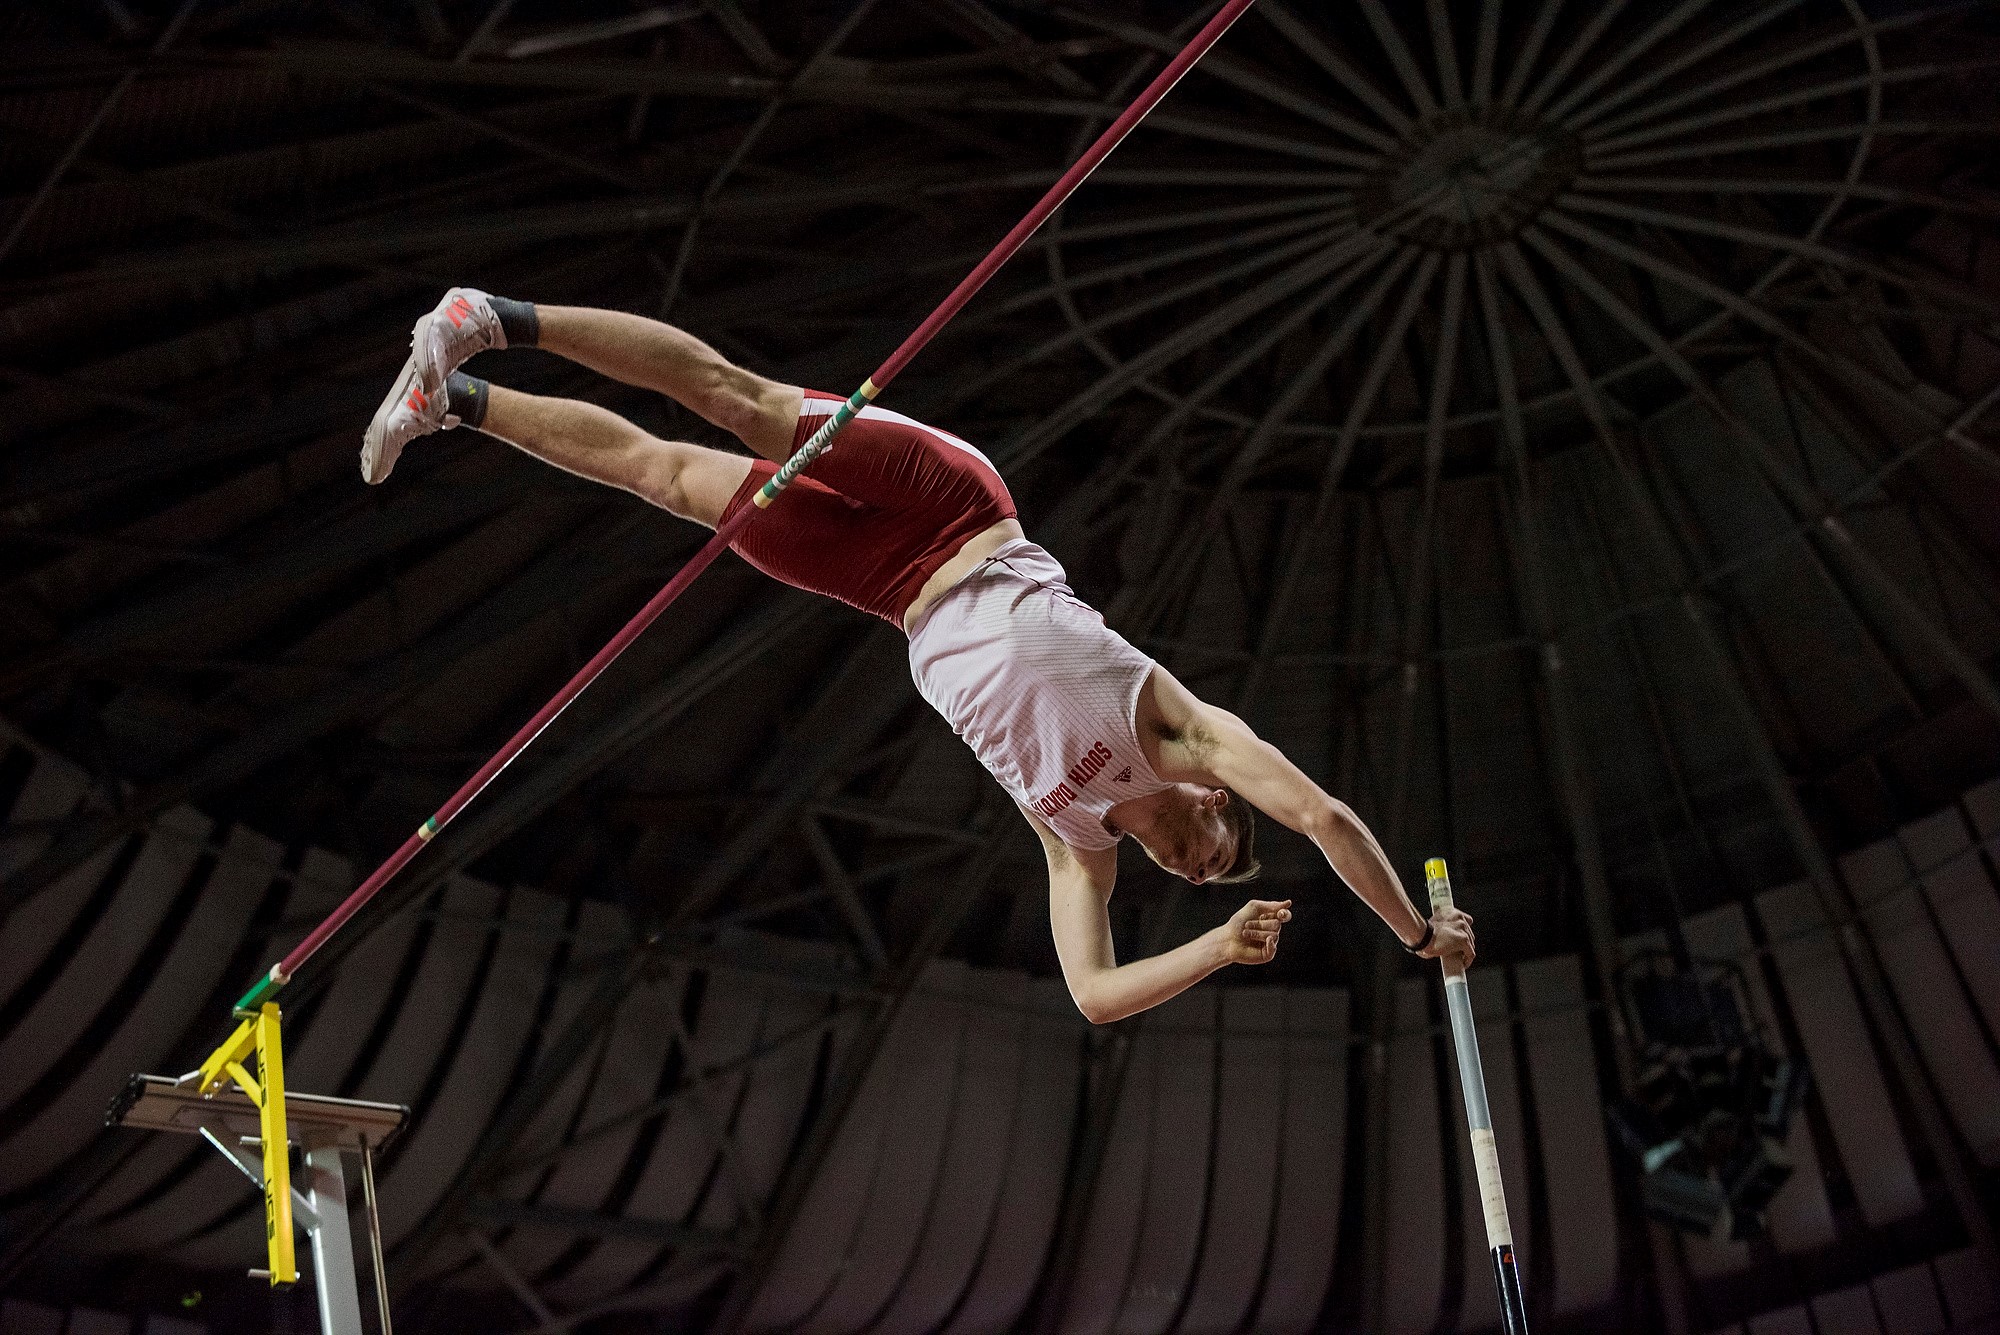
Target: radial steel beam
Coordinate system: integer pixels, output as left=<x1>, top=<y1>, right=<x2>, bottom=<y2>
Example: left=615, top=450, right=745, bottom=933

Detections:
left=1589, top=120, right=2000, bottom=172
left=1497, top=0, right=1566, bottom=108
left=1523, top=223, right=2000, bottom=722
left=1068, top=238, right=1395, bottom=519
left=1237, top=253, right=1441, bottom=707
left=1064, top=3, right=1400, bottom=152
left=1553, top=196, right=2000, bottom=323
left=1494, top=240, right=2000, bottom=1289
left=1578, top=5, right=1930, bottom=140
left=1537, top=202, right=2000, bottom=493
left=1119, top=252, right=1418, bottom=628
left=1255, top=1, right=1413, bottom=137
left=506, top=1007, right=848, bottom=1175
left=1540, top=0, right=1718, bottom=125
left=470, top=1229, right=566, bottom=1330
left=1354, top=0, right=1441, bottom=120
left=1516, top=0, right=1630, bottom=118
left=1424, top=0, right=1464, bottom=109
left=952, top=219, right=1365, bottom=415
left=1585, top=59, right=1972, bottom=160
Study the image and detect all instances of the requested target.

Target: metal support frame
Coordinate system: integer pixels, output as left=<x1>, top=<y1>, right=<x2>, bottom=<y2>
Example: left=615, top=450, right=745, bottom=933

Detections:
left=109, top=1059, right=406, bottom=1335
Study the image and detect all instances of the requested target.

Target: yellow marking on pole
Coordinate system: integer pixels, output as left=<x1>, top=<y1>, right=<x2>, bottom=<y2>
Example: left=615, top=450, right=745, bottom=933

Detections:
left=859, top=378, right=880, bottom=400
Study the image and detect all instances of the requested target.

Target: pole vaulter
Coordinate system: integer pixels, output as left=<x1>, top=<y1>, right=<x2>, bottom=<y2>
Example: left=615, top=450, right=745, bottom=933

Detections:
left=184, top=0, right=1270, bottom=1294
left=227, top=0, right=1260, bottom=1019
left=180, top=0, right=1507, bottom=1306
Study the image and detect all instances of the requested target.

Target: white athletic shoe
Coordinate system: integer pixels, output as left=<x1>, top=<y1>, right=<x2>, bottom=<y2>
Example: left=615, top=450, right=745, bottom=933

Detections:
left=360, top=287, right=504, bottom=484
left=412, top=286, right=506, bottom=388
left=360, top=350, right=455, bottom=484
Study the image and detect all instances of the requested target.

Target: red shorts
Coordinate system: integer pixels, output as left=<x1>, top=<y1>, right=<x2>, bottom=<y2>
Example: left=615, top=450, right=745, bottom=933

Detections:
left=722, top=390, right=1016, bottom=626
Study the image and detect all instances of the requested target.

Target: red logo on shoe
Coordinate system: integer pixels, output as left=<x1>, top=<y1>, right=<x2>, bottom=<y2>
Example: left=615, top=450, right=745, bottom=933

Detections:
left=446, top=295, right=473, bottom=329
left=405, top=386, right=428, bottom=412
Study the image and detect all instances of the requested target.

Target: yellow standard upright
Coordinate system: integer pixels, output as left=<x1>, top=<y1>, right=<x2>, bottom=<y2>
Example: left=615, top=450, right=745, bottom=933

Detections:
left=196, top=1001, right=296, bottom=1285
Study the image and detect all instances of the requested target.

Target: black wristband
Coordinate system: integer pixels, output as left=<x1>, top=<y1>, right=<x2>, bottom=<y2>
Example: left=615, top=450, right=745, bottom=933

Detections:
left=1404, top=918, right=1435, bottom=955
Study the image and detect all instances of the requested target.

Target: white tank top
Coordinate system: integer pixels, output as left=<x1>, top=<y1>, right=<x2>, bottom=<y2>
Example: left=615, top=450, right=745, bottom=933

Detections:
left=906, top=540, right=1173, bottom=851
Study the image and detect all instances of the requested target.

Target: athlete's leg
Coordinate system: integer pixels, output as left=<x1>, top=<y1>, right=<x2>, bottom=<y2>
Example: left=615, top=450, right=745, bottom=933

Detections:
left=532, top=306, right=802, bottom=463
left=479, top=382, right=752, bottom=528
left=480, top=379, right=908, bottom=619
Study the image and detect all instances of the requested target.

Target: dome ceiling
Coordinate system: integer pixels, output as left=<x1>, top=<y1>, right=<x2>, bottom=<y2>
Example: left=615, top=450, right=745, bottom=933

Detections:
left=3, top=1, right=2000, bottom=1329
left=2, top=0, right=1997, bottom=985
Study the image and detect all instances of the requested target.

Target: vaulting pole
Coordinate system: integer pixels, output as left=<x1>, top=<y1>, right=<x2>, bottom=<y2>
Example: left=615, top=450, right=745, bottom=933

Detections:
left=230, top=0, right=1259, bottom=1015
left=1427, top=857, right=1530, bottom=1334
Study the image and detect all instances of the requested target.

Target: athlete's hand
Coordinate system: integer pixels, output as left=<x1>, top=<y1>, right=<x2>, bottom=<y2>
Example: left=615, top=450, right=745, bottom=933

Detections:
left=1417, top=905, right=1476, bottom=966
left=1221, top=899, right=1292, bottom=965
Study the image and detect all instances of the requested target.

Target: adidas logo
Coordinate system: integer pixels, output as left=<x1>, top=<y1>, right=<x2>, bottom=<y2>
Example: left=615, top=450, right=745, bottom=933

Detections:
left=1113, top=767, right=1131, bottom=783
left=446, top=295, right=474, bottom=329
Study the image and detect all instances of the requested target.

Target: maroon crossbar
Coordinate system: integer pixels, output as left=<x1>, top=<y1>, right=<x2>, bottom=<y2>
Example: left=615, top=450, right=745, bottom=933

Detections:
left=238, top=0, right=1258, bottom=1012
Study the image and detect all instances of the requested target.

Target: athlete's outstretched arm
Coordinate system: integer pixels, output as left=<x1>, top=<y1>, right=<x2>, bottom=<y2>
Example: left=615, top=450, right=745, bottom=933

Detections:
left=1023, top=806, right=1290, bottom=1024
left=1145, top=670, right=1476, bottom=964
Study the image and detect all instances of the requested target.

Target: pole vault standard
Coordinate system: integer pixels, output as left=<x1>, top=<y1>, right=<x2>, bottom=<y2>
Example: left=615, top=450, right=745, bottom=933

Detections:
left=229, top=0, right=1257, bottom=1011
left=1427, top=858, right=1530, bottom=1333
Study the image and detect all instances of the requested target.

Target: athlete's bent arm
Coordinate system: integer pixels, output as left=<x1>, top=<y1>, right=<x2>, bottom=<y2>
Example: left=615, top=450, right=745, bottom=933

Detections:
left=1024, top=807, right=1290, bottom=1024
left=1147, top=671, right=1475, bottom=964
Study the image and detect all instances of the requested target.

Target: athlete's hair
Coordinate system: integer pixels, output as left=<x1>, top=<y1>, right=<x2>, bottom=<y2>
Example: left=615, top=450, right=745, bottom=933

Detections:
left=1211, top=791, right=1260, bottom=884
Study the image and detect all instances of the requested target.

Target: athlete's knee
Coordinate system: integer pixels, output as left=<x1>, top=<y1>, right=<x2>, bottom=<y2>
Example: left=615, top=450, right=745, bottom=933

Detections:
left=641, top=440, right=752, bottom=528
left=632, top=439, right=697, bottom=517
left=694, top=366, right=797, bottom=455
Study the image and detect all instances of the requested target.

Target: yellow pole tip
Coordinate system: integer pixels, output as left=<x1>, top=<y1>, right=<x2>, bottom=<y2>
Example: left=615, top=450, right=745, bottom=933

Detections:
left=751, top=489, right=774, bottom=509
left=1424, top=857, right=1449, bottom=881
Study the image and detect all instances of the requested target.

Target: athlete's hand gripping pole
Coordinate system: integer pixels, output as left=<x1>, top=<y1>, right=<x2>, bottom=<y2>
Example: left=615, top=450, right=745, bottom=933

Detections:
left=1426, top=857, right=1531, bottom=1335
left=227, top=0, right=1259, bottom=1016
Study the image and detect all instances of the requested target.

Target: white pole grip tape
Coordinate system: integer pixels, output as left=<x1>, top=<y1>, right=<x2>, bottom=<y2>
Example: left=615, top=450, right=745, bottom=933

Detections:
left=1471, top=1127, right=1515, bottom=1247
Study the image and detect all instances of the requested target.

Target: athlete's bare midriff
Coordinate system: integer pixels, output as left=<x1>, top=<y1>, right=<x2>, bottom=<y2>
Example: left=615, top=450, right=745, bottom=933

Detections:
left=900, top=517, right=1026, bottom=633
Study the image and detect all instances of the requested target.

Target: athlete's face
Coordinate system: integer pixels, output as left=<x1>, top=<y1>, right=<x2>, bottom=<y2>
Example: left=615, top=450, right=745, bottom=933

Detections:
left=1138, top=785, right=1236, bottom=884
